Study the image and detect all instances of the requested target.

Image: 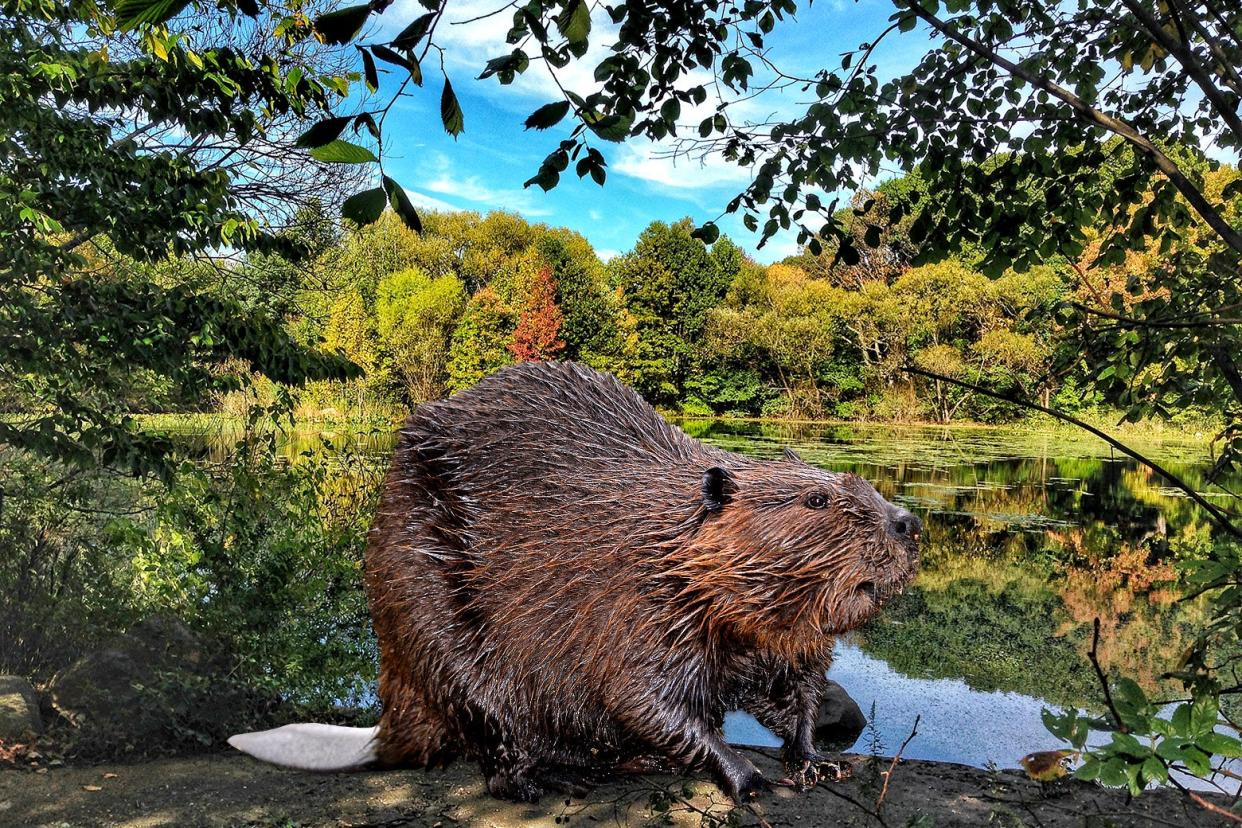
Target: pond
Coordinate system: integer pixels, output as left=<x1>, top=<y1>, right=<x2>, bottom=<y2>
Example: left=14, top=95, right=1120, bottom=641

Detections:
left=684, top=420, right=1230, bottom=779
left=177, top=417, right=1235, bottom=777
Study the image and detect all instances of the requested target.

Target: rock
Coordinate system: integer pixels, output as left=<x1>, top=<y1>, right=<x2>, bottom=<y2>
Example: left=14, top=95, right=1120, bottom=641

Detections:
left=814, top=680, right=866, bottom=749
left=48, top=615, right=258, bottom=755
left=0, top=676, right=42, bottom=740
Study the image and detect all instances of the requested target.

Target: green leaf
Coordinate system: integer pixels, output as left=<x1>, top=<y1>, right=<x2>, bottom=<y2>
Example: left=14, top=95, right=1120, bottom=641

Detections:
left=440, top=79, right=464, bottom=137
left=557, top=0, right=591, bottom=44
left=115, top=0, right=190, bottom=28
left=1190, top=694, right=1220, bottom=737
left=1198, top=732, right=1242, bottom=759
left=359, top=47, right=379, bottom=92
left=1073, top=757, right=1101, bottom=781
left=383, top=176, right=423, bottom=233
left=690, top=222, right=720, bottom=244
left=1140, top=756, right=1168, bottom=785
left=314, top=4, right=371, bottom=45
left=341, top=187, right=387, bottom=226
left=1097, top=758, right=1129, bottom=788
left=308, top=139, right=377, bottom=163
left=295, top=117, right=352, bottom=149
left=585, top=112, right=633, bottom=142
left=372, top=45, right=422, bottom=84
left=524, top=101, right=571, bottom=130
left=392, top=12, right=435, bottom=49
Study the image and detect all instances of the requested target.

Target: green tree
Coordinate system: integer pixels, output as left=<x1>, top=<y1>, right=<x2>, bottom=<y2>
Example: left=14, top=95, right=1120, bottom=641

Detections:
left=610, top=219, right=741, bottom=405
left=2, top=0, right=367, bottom=475
left=447, top=287, right=515, bottom=392
left=536, top=231, right=618, bottom=361
left=708, top=264, right=841, bottom=418
left=374, top=268, right=466, bottom=403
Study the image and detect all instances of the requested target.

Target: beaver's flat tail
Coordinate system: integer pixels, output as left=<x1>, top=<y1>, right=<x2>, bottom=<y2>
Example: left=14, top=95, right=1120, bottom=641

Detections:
left=228, top=723, right=380, bottom=771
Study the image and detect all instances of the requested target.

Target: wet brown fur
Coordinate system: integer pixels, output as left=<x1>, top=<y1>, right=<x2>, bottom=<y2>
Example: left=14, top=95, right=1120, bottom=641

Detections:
left=364, top=361, right=919, bottom=801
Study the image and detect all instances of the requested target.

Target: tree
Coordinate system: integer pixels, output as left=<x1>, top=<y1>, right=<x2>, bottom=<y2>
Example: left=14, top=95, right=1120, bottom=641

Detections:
left=2, top=0, right=360, bottom=476
left=610, top=219, right=741, bottom=404
left=509, top=267, right=566, bottom=363
left=708, top=264, right=840, bottom=418
left=447, top=287, right=515, bottom=391
left=536, top=231, right=619, bottom=361
left=374, top=268, right=466, bottom=403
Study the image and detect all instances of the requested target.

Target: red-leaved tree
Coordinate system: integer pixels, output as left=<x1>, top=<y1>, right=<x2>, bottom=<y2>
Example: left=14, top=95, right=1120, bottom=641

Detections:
left=508, top=267, right=565, bottom=363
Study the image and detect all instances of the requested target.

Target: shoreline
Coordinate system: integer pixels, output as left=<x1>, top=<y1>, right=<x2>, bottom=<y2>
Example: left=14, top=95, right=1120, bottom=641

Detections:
left=1, top=749, right=1231, bottom=827
left=131, top=410, right=1218, bottom=447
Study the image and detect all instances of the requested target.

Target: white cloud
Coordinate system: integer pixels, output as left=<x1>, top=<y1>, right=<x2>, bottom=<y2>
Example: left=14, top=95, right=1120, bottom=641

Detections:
left=380, top=0, right=617, bottom=106
left=596, top=248, right=621, bottom=262
left=420, top=153, right=553, bottom=216
left=612, top=142, right=753, bottom=192
left=402, top=188, right=462, bottom=213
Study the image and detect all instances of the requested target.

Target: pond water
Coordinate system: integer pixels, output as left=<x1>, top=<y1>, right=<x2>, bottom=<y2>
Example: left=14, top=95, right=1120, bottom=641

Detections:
left=685, top=420, right=1233, bottom=781
left=178, top=417, right=1237, bottom=777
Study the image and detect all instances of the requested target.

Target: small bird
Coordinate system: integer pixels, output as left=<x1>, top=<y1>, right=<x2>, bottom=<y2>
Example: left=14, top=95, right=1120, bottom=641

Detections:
left=1019, top=749, right=1079, bottom=782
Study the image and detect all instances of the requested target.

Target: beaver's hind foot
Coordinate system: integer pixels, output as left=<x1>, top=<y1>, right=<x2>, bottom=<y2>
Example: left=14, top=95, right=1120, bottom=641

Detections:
left=485, top=762, right=600, bottom=802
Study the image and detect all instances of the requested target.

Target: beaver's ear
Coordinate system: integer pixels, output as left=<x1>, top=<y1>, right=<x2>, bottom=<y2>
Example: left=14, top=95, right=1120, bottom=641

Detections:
left=783, top=447, right=803, bottom=463
left=701, top=466, right=737, bottom=512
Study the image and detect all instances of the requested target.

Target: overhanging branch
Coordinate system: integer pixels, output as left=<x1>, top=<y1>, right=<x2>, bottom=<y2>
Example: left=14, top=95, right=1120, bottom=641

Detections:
left=904, top=364, right=1242, bottom=538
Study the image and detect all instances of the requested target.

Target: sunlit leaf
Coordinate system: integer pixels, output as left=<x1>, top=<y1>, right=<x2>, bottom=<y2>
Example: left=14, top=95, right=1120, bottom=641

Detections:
left=309, top=139, right=377, bottom=163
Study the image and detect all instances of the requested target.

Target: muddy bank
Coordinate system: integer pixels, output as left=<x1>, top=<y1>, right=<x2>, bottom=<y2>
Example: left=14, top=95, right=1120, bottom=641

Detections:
left=1, top=749, right=1229, bottom=827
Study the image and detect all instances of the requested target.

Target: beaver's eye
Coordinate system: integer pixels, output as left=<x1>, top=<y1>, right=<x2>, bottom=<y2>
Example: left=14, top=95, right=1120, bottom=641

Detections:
left=805, top=493, right=827, bottom=510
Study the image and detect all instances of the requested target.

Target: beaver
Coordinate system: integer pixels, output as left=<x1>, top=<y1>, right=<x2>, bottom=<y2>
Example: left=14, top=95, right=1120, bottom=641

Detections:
left=230, top=361, right=920, bottom=802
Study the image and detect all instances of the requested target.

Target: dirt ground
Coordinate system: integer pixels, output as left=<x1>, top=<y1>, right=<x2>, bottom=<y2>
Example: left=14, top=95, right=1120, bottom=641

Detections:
left=2, top=748, right=1233, bottom=828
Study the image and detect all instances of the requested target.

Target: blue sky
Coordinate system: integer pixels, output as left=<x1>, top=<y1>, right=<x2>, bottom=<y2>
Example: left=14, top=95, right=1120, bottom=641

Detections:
left=359, top=0, right=936, bottom=263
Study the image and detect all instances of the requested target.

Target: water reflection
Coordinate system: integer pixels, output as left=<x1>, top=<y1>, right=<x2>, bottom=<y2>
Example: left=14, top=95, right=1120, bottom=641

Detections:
left=164, top=417, right=1237, bottom=772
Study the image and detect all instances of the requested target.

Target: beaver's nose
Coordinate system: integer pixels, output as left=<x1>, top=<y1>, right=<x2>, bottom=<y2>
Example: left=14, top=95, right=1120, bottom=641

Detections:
left=888, top=507, right=922, bottom=541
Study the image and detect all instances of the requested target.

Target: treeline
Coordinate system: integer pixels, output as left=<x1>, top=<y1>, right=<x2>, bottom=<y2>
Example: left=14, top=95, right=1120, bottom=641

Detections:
left=198, top=159, right=1234, bottom=425
left=252, top=186, right=1071, bottom=424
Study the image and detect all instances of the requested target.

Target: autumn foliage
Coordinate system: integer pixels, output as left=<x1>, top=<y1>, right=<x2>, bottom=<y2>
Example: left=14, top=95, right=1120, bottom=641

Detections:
left=508, top=267, right=565, bottom=363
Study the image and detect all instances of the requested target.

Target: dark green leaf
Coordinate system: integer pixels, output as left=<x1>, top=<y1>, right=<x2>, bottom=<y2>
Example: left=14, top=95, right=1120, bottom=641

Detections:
left=295, top=117, right=352, bottom=149
left=690, top=222, right=720, bottom=244
left=440, top=79, right=464, bottom=137
left=586, top=112, right=633, bottom=142
left=373, top=45, right=422, bottom=84
left=359, top=47, right=379, bottom=92
left=341, top=187, right=387, bottom=225
left=557, top=0, right=591, bottom=44
left=383, top=176, right=423, bottom=233
left=115, top=0, right=190, bottom=29
left=525, top=101, right=571, bottom=130
left=392, top=12, right=436, bottom=49
left=313, top=4, right=371, bottom=45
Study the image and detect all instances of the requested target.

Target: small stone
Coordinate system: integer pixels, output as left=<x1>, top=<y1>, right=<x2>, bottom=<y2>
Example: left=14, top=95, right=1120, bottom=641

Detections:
left=814, top=680, right=867, bottom=749
left=102, top=772, right=118, bottom=779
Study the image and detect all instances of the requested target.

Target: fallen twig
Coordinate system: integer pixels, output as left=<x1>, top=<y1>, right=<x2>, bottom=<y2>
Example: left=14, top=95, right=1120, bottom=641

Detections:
left=1188, top=790, right=1242, bottom=824
left=876, top=714, right=920, bottom=814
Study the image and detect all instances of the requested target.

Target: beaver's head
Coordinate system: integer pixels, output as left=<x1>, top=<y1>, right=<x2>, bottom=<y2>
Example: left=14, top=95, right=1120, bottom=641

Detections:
left=679, top=448, right=920, bottom=658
